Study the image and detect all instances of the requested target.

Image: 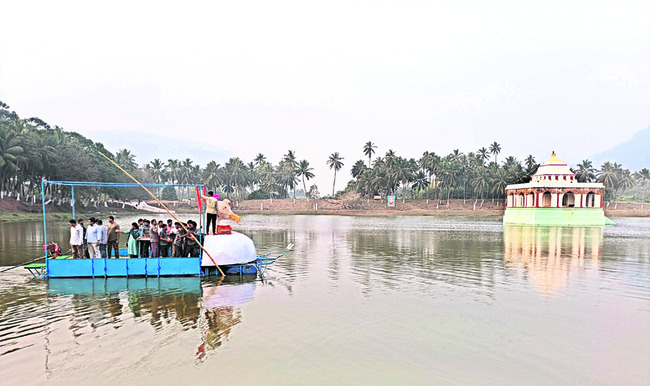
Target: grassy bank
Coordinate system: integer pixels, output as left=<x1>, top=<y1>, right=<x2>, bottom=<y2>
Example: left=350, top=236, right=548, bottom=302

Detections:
left=0, top=212, right=69, bottom=223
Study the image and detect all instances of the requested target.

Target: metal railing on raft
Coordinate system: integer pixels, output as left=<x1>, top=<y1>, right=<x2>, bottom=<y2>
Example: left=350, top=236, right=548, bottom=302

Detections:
left=40, top=180, right=208, bottom=275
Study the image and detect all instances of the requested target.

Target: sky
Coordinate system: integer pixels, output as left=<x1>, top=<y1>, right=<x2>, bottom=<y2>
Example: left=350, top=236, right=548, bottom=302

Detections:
left=1, top=0, right=648, bottom=194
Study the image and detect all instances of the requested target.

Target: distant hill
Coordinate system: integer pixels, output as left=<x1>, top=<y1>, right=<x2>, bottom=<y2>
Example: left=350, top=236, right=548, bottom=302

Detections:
left=589, top=126, right=650, bottom=171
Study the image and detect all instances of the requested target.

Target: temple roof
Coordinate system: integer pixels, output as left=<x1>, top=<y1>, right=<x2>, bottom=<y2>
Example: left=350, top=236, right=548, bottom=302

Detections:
left=534, top=152, right=574, bottom=176
left=505, top=152, right=605, bottom=190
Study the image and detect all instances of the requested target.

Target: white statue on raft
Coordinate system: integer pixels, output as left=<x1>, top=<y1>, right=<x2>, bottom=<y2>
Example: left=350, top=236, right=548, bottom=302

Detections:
left=200, top=197, right=255, bottom=267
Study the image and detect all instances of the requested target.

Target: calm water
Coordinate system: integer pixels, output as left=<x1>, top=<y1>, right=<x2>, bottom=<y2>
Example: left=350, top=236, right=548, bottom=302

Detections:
left=0, top=215, right=649, bottom=385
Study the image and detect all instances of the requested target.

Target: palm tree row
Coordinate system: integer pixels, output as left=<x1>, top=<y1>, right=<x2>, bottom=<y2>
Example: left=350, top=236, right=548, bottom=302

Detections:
left=576, top=159, right=650, bottom=203
left=2, top=102, right=648, bottom=205
left=346, top=141, right=649, bottom=204
left=137, top=151, right=318, bottom=202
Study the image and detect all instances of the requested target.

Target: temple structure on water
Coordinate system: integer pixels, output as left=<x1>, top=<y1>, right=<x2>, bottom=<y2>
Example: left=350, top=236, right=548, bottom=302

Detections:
left=503, top=153, right=614, bottom=226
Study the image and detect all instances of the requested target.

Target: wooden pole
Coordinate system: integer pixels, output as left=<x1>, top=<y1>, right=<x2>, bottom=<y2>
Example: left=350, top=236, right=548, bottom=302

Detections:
left=1, top=254, right=46, bottom=273
left=97, top=151, right=225, bottom=276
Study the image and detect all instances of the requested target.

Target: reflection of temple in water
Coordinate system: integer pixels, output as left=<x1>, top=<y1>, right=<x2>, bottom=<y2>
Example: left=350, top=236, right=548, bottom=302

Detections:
left=504, top=226, right=602, bottom=294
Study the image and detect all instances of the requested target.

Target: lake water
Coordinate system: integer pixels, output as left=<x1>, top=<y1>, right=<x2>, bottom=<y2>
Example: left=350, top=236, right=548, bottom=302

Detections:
left=1, top=215, right=649, bottom=384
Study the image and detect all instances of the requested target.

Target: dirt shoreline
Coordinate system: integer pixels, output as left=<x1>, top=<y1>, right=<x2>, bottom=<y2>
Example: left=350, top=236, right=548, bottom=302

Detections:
left=1, top=197, right=649, bottom=222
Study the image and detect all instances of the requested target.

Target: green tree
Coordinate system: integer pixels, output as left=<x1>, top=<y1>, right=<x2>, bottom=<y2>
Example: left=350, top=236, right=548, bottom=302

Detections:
left=115, top=149, right=137, bottom=171
left=327, top=152, right=344, bottom=197
left=575, top=160, right=596, bottom=183
left=223, top=157, right=248, bottom=199
left=363, top=141, right=377, bottom=168
left=351, top=160, right=367, bottom=180
left=471, top=166, right=490, bottom=201
left=296, top=160, right=315, bottom=200
left=489, top=142, right=501, bottom=165
left=0, top=121, right=24, bottom=194
left=633, top=168, right=649, bottom=207
left=477, top=147, right=489, bottom=165
left=202, top=161, right=222, bottom=191
left=254, top=153, right=266, bottom=166
left=598, top=161, right=620, bottom=202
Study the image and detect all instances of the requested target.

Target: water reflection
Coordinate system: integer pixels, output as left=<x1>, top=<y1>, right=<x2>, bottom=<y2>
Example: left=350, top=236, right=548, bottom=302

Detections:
left=197, top=279, right=256, bottom=361
left=0, top=276, right=259, bottom=376
left=504, top=226, right=602, bottom=294
left=345, top=224, right=502, bottom=297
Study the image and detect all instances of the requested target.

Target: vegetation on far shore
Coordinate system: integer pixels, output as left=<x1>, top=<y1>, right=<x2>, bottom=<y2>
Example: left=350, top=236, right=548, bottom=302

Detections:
left=1, top=100, right=649, bottom=211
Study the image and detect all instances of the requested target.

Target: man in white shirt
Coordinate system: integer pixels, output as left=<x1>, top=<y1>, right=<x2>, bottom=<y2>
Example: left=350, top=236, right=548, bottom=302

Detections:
left=85, top=217, right=101, bottom=259
left=69, top=219, right=83, bottom=259
left=97, top=219, right=108, bottom=258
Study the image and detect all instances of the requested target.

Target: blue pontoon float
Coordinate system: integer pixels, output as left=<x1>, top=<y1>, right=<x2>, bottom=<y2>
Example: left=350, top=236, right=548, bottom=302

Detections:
left=29, top=180, right=291, bottom=278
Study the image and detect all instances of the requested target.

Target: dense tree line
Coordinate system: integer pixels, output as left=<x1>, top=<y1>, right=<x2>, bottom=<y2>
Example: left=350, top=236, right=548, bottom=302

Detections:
left=345, top=141, right=649, bottom=204
left=1, top=101, right=648, bottom=205
left=0, top=102, right=127, bottom=203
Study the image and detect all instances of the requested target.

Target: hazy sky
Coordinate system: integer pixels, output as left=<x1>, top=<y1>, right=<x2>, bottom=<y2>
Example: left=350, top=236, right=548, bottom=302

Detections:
left=1, top=0, right=648, bottom=193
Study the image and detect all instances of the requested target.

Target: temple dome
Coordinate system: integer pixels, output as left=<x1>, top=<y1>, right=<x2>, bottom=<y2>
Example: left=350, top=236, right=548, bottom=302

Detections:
left=534, top=152, right=574, bottom=177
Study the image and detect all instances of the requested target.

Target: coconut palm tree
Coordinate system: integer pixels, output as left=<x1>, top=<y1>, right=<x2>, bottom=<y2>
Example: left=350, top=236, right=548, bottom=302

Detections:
left=149, top=159, right=165, bottom=184
left=223, top=157, right=248, bottom=199
left=491, top=168, right=508, bottom=200
left=0, top=121, right=24, bottom=194
left=411, top=170, right=428, bottom=198
left=296, top=159, right=315, bottom=199
left=202, top=161, right=222, bottom=192
left=633, top=168, right=649, bottom=208
left=477, top=147, right=489, bottom=165
left=575, top=160, right=596, bottom=182
left=327, top=152, right=344, bottom=197
left=115, top=149, right=137, bottom=171
left=598, top=161, right=619, bottom=201
left=617, top=169, right=635, bottom=197
left=254, top=153, right=267, bottom=166
left=471, top=166, right=490, bottom=201
left=167, top=159, right=180, bottom=184
left=180, top=158, right=195, bottom=184
left=437, top=159, right=458, bottom=204
left=489, top=142, right=501, bottom=165
left=258, top=162, right=276, bottom=203
left=351, top=160, right=367, bottom=180
left=524, top=154, right=537, bottom=171
left=247, top=162, right=260, bottom=193
left=392, top=157, right=415, bottom=202
left=283, top=150, right=298, bottom=168
left=363, top=141, right=377, bottom=168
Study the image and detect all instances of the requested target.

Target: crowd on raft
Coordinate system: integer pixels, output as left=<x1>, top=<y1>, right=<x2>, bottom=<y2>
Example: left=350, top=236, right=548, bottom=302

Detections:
left=66, top=191, right=241, bottom=259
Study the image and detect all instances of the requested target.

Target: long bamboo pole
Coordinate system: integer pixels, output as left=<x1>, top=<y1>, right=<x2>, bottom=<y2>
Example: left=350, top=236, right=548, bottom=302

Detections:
left=1, top=254, right=46, bottom=273
left=97, top=151, right=225, bottom=276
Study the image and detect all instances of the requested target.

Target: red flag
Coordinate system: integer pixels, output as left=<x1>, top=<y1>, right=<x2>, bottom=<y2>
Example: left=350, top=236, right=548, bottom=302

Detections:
left=196, top=186, right=203, bottom=212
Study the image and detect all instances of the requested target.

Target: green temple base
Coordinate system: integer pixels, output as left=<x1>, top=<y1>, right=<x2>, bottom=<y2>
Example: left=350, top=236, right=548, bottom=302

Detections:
left=503, top=208, right=614, bottom=226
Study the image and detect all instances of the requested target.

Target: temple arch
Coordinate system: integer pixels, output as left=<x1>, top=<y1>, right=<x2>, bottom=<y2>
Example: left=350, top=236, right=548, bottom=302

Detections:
left=562, top=192, right=575, bottom=207
left=585, top=192, right=595, bottom=208
left=527, top=192, right=535, bottom=207
left=541, top=192, right=552, bottom=207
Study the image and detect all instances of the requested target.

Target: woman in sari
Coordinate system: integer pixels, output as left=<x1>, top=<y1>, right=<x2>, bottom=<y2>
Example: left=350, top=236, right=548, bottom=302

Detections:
left=122, top=222, right=141, bottom=258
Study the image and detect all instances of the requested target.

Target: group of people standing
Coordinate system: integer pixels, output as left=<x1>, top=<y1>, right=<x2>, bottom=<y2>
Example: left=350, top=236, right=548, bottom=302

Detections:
left=68, top=216, right=121, bottom=259
left=70, top=216, right=203, bottom=259
left=122, top=218, right=202, bottom=259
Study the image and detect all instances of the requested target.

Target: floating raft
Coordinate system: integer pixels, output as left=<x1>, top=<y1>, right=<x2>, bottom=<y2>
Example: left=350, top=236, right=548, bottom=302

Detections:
left=28, top=239, right=291, bottom=278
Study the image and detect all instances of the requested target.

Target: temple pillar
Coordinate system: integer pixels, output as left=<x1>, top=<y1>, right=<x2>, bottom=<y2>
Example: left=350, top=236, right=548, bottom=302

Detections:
left=552, top=193, right=559, bottom=208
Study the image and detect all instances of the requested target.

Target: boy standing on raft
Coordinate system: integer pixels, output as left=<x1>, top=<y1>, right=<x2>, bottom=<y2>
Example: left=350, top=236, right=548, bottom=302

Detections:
left=202, top=191, right=218, bottom=235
